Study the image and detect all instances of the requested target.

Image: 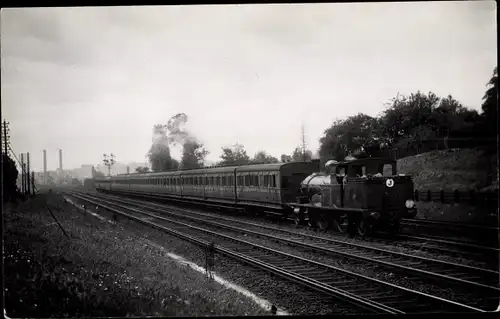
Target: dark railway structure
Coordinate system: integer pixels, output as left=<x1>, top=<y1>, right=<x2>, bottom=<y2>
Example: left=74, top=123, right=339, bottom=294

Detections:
left=94, top=157, right=418, bottom=238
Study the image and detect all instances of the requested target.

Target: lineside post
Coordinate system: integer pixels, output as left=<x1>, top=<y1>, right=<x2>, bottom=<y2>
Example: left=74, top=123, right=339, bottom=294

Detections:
left=31, top=171, right=35, bottom=195
left=205, top=241, right=215, bottom=280
left=27, top=152, right=31, bottom=195
left=20, top=153, right=25, bottom=195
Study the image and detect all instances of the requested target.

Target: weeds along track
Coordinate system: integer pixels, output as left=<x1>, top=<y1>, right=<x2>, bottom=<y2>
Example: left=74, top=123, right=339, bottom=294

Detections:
left=68, top=191, right=490, bottom=313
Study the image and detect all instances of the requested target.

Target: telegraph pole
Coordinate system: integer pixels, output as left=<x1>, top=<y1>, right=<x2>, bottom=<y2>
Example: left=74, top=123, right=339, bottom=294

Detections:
left=31, top=171, right=35, bottom=194
left=301, top=123, right=308, bottom=161
left=103, top=153, right=116, bottom=176
left=20, top=153, right=25, bottom=195
left=26, top=152, right=31, bottom=195
left=2, top=120, right=9, bottom=156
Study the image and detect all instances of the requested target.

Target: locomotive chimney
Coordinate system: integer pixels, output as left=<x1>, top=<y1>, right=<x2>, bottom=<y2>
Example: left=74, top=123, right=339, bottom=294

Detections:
left=43, top=149, right=47, bottom=184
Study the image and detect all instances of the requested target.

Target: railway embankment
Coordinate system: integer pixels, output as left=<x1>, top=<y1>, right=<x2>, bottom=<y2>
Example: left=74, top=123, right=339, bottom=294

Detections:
left=3, top=191, right=272, bottom=317
left=398, top=148, right=498, bottom=225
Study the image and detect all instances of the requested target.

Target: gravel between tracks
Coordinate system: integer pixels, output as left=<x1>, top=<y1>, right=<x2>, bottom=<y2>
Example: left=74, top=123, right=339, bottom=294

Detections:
left=88, top=193, right=494, bottom=310
left=68, top=193, right=367, bottom=315
left=151, top=211, right=490, bottom=309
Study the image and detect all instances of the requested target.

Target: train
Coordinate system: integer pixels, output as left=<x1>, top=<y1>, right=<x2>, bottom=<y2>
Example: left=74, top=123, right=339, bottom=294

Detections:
left=93, top=157, right=417, bottom=238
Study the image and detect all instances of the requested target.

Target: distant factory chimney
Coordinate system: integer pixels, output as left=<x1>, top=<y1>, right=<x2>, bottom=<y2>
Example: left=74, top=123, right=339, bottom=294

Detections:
left=127, top=166, right=130, bottom=174
left=43, top=149, right=47, bottom=184
left=59, top=149, right=63, bottom=172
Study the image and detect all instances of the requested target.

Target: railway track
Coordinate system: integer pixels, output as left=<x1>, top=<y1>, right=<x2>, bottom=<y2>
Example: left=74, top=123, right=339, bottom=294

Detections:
left=92, top=187, right=498, bottom=256
left=401, top=218, right=499, bottom=245
left=393, top=233, right=499, bottom=261
left=75, top=188, right=498, bottom=265
left=92, top=193, right=500, bottom=290
left=401, top=218, right=499, bottom=232
left=68, top=190, right=495, bottom=313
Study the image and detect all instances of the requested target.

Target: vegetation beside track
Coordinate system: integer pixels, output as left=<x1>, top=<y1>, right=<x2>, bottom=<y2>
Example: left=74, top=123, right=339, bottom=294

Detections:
left=3, top=191, right=269, bottom=317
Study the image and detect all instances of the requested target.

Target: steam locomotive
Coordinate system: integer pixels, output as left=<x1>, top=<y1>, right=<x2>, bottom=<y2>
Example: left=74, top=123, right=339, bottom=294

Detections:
left=291, top=157, right=417, bottom=237
left=94, top=157, right=417, bottom=238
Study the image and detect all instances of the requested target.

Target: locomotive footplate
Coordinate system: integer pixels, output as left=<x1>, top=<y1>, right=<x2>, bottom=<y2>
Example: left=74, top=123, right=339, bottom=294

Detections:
left=286, top=202, right=366, bottom=232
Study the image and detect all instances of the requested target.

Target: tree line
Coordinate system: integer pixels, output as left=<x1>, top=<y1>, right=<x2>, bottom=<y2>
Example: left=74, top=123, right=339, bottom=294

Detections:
left=138, top=66, right=496, bottom=173
left=318, top=66, right=497, bottom=161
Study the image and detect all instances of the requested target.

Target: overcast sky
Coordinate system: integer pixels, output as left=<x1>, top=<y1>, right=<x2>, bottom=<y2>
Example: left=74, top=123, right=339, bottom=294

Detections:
left=1, top=2, right=497, bottom=171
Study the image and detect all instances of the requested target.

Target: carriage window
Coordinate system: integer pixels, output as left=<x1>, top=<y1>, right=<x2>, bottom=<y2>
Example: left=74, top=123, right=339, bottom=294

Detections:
left=264, top=175, right=269, bottom=187
left=271, top=175, right=276, bottom=188
left=222, top=176, right=226, bottom=186
left=254, top=175, right=259, bottom=187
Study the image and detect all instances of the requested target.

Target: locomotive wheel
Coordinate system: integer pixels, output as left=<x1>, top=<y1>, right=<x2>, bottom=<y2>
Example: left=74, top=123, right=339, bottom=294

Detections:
left=294, top=209, right=306, bottom=226
left=357, top=219, right=373, bottom=238
left=313, top=214, right=330, bottom=230
left=388, top=220, right=401, bottom=236
left=333, top=215, right=349, bottom=233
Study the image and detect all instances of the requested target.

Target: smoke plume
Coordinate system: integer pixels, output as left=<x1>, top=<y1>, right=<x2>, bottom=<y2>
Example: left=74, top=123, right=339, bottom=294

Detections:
left=150, top=113, right=200, bottom=160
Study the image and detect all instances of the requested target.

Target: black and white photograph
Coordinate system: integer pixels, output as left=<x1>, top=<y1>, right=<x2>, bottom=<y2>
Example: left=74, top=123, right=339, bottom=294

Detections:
left=1, top=1, right=498, bottom=316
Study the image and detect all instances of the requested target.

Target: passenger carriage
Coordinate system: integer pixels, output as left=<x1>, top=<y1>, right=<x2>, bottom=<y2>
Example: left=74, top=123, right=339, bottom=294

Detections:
left=201, top=166, right=237, bottom=203
left=95, top=160, right=319, bottom=217
left=234, top=161, right=319, bottom=214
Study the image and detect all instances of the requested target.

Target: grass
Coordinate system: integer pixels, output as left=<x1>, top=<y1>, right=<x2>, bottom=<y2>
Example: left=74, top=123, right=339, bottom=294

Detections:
left=3, top=192, right=269, bottom=317
left=397, top=148, right=498, bottom=224
left=397, top=148, right=497, bottom=191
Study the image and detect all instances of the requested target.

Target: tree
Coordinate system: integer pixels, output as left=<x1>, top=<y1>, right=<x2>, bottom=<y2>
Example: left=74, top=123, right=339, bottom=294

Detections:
left=291, top=147, right=313, bottom=161
left=148, top=143, right=179, bottom=171
left=2, top=154, right=19, bottom=202
left=251, top=150, right=279, bottom=164
left=218, top=143, right=250, bottom=166
left=429, top=95, right=480, bottom=140
left=481, top=66, right=498, bottom=138
left=280, top=154, right=293, bottom=163
left=180, top=140, right=209, bottom=169
left=319, top=113, right=383, bottom=161
left=379, top=91, right=440, bottom=147
left=135, top=166, right=150, bottom=173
